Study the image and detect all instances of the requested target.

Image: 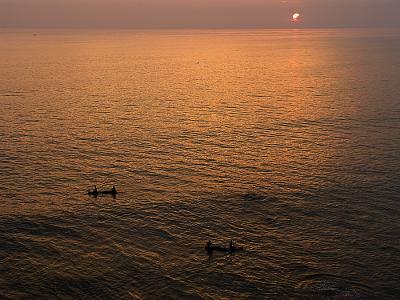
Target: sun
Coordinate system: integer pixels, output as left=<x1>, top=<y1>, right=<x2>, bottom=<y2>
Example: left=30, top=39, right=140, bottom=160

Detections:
left=291, top=13, right=300, bottom=22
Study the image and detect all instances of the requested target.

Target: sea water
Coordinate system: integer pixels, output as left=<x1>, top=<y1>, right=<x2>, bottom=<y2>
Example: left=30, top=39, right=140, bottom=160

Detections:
left=0, top=29, right=399, bottom=299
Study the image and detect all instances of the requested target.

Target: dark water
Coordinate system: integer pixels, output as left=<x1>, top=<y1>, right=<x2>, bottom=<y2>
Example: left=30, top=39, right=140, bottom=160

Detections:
left=0, top=29, right=399, bottom=299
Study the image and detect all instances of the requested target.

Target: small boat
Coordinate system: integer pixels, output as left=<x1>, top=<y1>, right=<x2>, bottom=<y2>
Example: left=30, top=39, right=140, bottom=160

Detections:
left=88, top=186, right=117, bottom=197
left=99, top=189, right=117, bottom=195
left=205, top=240, right=243, bottom=254
left=205, top=245, right=243, bottom=253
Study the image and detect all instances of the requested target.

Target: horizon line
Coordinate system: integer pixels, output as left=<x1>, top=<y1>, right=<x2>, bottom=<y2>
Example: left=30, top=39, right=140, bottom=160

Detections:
left=1, top=26, right=399, bottom=31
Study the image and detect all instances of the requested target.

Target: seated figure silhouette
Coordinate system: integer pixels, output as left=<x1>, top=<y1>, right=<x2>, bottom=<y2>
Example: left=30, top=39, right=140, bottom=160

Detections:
left=205, top=240, right=213, bottom=252
left=111, top=186, right=117, bottom=195
left=88, top=185, right=98, bottom=197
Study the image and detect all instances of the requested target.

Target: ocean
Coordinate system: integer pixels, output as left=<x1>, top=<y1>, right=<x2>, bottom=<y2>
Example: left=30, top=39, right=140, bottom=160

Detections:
left=0, top=29, right=399, bottom=299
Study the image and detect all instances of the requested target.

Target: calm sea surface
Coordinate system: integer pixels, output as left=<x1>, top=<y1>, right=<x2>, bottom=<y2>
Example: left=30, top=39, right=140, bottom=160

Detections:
left=0, top=29, right=399, bottom=299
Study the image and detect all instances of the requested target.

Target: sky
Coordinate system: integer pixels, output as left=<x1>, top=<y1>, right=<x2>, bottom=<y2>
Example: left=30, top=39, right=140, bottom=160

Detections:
left=0, top=0, right=399, bottom=29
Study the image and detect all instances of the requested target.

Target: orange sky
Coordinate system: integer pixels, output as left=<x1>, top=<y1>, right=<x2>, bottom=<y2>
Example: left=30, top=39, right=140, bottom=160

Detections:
left=0, top=0, right=399, bottom=28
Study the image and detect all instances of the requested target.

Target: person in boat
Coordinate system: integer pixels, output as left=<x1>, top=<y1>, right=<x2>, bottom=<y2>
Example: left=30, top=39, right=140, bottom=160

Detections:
left=228, top=240, right=243, bottom=252
left=88, top=185, right=98, bottom=197
left=229, top=240, right=234, bottom=251
left=111, top=186, right=117, bottom=195
left=205, top=240, right=213, bottom=251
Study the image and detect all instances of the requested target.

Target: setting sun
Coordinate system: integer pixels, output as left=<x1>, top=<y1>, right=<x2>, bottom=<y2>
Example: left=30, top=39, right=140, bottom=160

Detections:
left=292, top=13, right=300, bottom=22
